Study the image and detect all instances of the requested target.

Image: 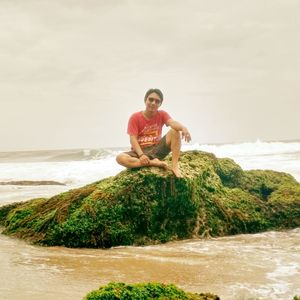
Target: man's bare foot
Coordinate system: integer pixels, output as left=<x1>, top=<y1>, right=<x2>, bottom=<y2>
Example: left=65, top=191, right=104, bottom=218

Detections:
left=150, top=158, right=168, bottom=169
left=172, top=166, right=183, bottom=178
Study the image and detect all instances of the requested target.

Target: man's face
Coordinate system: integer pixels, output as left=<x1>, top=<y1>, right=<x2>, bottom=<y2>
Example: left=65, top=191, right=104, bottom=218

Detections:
left=145, top=92, right=162, bottom=113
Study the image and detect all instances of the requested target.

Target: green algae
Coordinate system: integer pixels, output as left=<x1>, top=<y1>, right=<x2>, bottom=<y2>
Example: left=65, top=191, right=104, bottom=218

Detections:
left=83, top=282, right=219, bottom=300
left=0, top=151, right=299, bottom=248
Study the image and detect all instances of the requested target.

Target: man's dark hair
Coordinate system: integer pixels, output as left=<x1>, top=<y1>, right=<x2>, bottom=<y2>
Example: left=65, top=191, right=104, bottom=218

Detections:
left=144, top=88, right=164, bottom=102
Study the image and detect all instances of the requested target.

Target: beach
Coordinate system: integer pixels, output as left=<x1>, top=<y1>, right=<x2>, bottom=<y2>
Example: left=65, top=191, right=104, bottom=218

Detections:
left=0, top=140, right=300, bottom=299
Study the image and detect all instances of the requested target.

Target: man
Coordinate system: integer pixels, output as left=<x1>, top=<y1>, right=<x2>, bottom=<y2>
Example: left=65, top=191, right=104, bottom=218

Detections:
left=116, top=88, right=191, bottom=177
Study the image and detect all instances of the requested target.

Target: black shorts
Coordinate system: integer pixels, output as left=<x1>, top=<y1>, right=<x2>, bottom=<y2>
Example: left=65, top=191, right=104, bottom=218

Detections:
left=124, top=135, right=171, bottom=160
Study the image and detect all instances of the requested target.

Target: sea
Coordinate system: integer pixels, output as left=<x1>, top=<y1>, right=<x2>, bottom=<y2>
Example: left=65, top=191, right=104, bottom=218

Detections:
left=0, top=140, right=299, bottom=300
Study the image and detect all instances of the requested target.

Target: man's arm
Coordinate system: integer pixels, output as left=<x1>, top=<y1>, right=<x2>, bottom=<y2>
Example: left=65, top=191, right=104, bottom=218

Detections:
left=130, top=135, right=143, bottom=157
left=130, top=135, right=150, bottom=164
left=166, top=119, right=192, bottom=142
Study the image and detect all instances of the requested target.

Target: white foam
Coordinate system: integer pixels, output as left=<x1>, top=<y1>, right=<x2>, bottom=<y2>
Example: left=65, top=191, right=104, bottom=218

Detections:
left=183, top=140, right=300, bottom=182
left=267, top=259, right=299, bottom=281
left=182, top=140, right=300, bottom=157
left=1, top=140, right=300, bottom=190
left=0, top=156, right=124, bottom=187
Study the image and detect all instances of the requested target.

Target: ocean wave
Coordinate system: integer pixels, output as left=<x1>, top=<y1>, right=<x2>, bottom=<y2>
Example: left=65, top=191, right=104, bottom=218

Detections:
left=1, top=141, right=300, bottom=163
left=0, top=148, right=122, bottom=163
left=183, top=140, right=300, bottom=157
left=0, top=141, right=299, bottom=187
left=0, top=158, right=124, bottom=188
left=0, top=180, right=65, bottom=186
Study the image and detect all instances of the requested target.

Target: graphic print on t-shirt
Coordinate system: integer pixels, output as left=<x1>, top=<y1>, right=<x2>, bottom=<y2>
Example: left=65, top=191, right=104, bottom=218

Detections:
left=138, top=124, right=160, bottom=147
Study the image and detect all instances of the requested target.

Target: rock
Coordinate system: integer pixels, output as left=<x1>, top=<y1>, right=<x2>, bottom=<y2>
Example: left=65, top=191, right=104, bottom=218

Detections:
left=0, top=151, right=299, bottom=248
left=83, top=282, right=220, bottom=300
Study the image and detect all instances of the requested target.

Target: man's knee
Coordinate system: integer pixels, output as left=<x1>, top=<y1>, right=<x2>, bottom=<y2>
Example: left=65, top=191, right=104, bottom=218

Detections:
left=166, top=129, right=180, bottom=147
left=168, top=128, right=180, bottom=140
left=116, top=153, right=126, bottom=165
left=172, top=128, right=181, bottom=138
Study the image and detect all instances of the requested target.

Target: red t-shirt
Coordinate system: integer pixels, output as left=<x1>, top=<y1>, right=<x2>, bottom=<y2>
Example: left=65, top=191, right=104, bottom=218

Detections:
left=127, top=110, right=171, bottom=148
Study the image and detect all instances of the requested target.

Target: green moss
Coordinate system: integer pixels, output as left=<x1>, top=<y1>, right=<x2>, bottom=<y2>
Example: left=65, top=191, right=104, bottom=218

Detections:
left=266, top=183, right=300, bottom=228
left=241, top=170, right=297, bottom=200
left=0, top=151, right=299, bottom=248
left=4, top=198, right=44, bottom=233
left=215, top=157, right=244, bottom=188
left=83, top=282, right=219, bottom=300
left=47, top=196, right=135, bottom=248
left=0, top=202, right=21, bottom=225
left=188, top=171, right=270, bottom=237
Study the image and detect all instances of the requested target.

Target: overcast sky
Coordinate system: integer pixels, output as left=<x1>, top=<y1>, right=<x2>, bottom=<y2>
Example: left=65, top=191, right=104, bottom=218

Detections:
left=1, top=0, right=299, bottom=151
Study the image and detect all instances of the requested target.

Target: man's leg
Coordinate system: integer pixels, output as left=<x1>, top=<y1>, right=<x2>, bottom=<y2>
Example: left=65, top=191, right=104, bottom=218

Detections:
left=116, top=153, right=167, bottom=169
left=166, top=129, right=182, bottom=177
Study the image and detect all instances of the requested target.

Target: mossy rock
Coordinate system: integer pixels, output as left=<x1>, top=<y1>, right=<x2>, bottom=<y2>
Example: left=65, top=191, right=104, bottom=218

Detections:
left=83, top=282, right=219, bottom=300
left=0, top=151, right=299, bottom=248
left=215, top=157, right=244, bottom=188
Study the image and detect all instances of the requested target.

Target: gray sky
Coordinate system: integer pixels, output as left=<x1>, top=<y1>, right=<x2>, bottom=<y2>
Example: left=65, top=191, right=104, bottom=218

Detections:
left=1, top=0, right=300, bottom=151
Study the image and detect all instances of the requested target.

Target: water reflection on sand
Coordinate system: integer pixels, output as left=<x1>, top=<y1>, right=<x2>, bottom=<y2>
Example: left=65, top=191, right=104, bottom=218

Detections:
left=0, top=228, right=299, bottom=300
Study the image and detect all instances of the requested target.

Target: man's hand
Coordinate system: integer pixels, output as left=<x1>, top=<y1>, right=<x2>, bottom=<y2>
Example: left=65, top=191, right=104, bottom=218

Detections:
left=166, top=119, right=191, bottom=143
left=181, top=127, right=192, bottom=142
left=139, top=154, right=150, bottom=165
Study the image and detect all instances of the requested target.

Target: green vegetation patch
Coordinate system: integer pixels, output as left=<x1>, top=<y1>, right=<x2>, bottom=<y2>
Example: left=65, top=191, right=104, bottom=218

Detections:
left=83, top=282, right=219, bottom=300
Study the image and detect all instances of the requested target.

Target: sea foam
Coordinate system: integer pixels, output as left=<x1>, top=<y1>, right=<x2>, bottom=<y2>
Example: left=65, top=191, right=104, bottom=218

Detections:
left=182, top=140, right=300, bottom=157
left=0, top=140, right=300, bottom=188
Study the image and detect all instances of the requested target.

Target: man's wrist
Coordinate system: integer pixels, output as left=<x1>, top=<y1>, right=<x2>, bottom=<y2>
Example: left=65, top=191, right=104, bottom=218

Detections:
left=138, top=153, right=144, bottom=158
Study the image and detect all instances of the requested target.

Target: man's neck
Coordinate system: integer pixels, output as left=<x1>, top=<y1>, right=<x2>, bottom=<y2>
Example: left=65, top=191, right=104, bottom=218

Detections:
left=142, top=110, right=157, bottom=119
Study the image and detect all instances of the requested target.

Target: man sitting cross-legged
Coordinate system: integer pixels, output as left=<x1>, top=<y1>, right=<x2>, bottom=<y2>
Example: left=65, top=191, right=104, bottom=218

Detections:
left=116, top=88, right=191, bottom=178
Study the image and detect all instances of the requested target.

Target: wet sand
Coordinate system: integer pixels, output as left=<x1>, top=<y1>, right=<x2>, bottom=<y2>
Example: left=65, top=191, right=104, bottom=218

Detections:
left=1, top=228, right=299, bottom=300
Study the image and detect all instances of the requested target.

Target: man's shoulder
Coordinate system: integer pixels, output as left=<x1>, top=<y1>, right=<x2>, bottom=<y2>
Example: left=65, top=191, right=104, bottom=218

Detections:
left=130, top=111, right=142, bottom=118
left=158, top=110, right=171, bottom=119
left=158, top=110, right=169, bottom=115
left=128, top=111, right=143, bottom=123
